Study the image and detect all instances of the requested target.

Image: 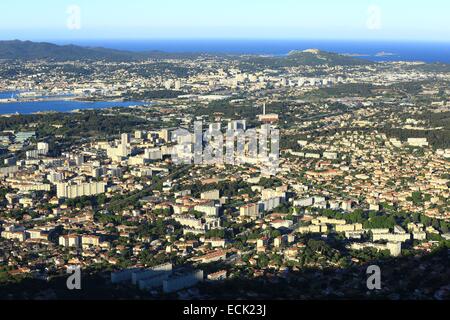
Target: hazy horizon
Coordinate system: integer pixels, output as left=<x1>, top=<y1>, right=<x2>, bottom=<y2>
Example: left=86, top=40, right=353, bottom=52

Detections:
left=3, top=38, right=450, bottom=44
left=1, top=0, right=450, bottom=42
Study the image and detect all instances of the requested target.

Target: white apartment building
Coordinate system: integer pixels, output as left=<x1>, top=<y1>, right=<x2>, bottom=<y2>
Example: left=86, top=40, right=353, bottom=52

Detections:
left=57, top=182, right=106, bottom=199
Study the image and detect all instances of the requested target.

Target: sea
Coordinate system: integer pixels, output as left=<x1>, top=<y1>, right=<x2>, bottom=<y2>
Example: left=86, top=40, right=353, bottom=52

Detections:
left=61, top=39, right=450, bottom=63
left=0, top=94, right=145, bottom=115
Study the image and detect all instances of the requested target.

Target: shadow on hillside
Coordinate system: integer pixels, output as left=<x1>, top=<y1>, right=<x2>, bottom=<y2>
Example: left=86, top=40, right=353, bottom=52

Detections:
left=0, top=247, right=448, bottom=300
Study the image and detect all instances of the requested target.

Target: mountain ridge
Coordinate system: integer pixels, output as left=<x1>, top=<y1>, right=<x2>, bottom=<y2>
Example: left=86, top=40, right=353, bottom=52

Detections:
left=0, top=40, right=204, bottom=61
left=0, top=40, right=374, bottom=66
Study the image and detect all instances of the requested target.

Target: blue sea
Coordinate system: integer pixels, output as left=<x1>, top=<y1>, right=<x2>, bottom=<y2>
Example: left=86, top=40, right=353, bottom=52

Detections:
left=56, top=39, right=450, bottom=63
left=0, top=94, right=145, bottom=115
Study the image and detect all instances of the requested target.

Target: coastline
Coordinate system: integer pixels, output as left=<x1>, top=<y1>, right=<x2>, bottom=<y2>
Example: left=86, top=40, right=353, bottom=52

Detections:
left=0, top=95, right=148, bottom=115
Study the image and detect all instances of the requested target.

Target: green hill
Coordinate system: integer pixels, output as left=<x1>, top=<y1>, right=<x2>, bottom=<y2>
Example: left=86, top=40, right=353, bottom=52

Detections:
left=286, top=49, right=374, bottom=66
left=0, top=40, right=203, bottom=61
left=240, top=49, right=374, bottom=68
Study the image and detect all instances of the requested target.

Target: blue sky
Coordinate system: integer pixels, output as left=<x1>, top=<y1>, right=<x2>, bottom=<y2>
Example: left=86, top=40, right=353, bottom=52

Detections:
left=0, top=0, right=449, bottom=41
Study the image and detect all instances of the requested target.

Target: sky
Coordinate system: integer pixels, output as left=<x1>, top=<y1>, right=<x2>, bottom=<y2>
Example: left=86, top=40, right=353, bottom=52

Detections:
left=0, top=0, right=449, bottom=42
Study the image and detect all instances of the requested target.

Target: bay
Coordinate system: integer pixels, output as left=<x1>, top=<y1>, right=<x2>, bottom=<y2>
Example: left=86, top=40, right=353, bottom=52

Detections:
left=60, top=39, right=450, bottom=63
left=0, top=97, right=147, bottom=115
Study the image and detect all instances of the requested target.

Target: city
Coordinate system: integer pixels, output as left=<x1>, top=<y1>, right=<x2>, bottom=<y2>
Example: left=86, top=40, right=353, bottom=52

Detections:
left=0, top=0, right=449, bottom=312
left=1, top=43, right=449, bottom=301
